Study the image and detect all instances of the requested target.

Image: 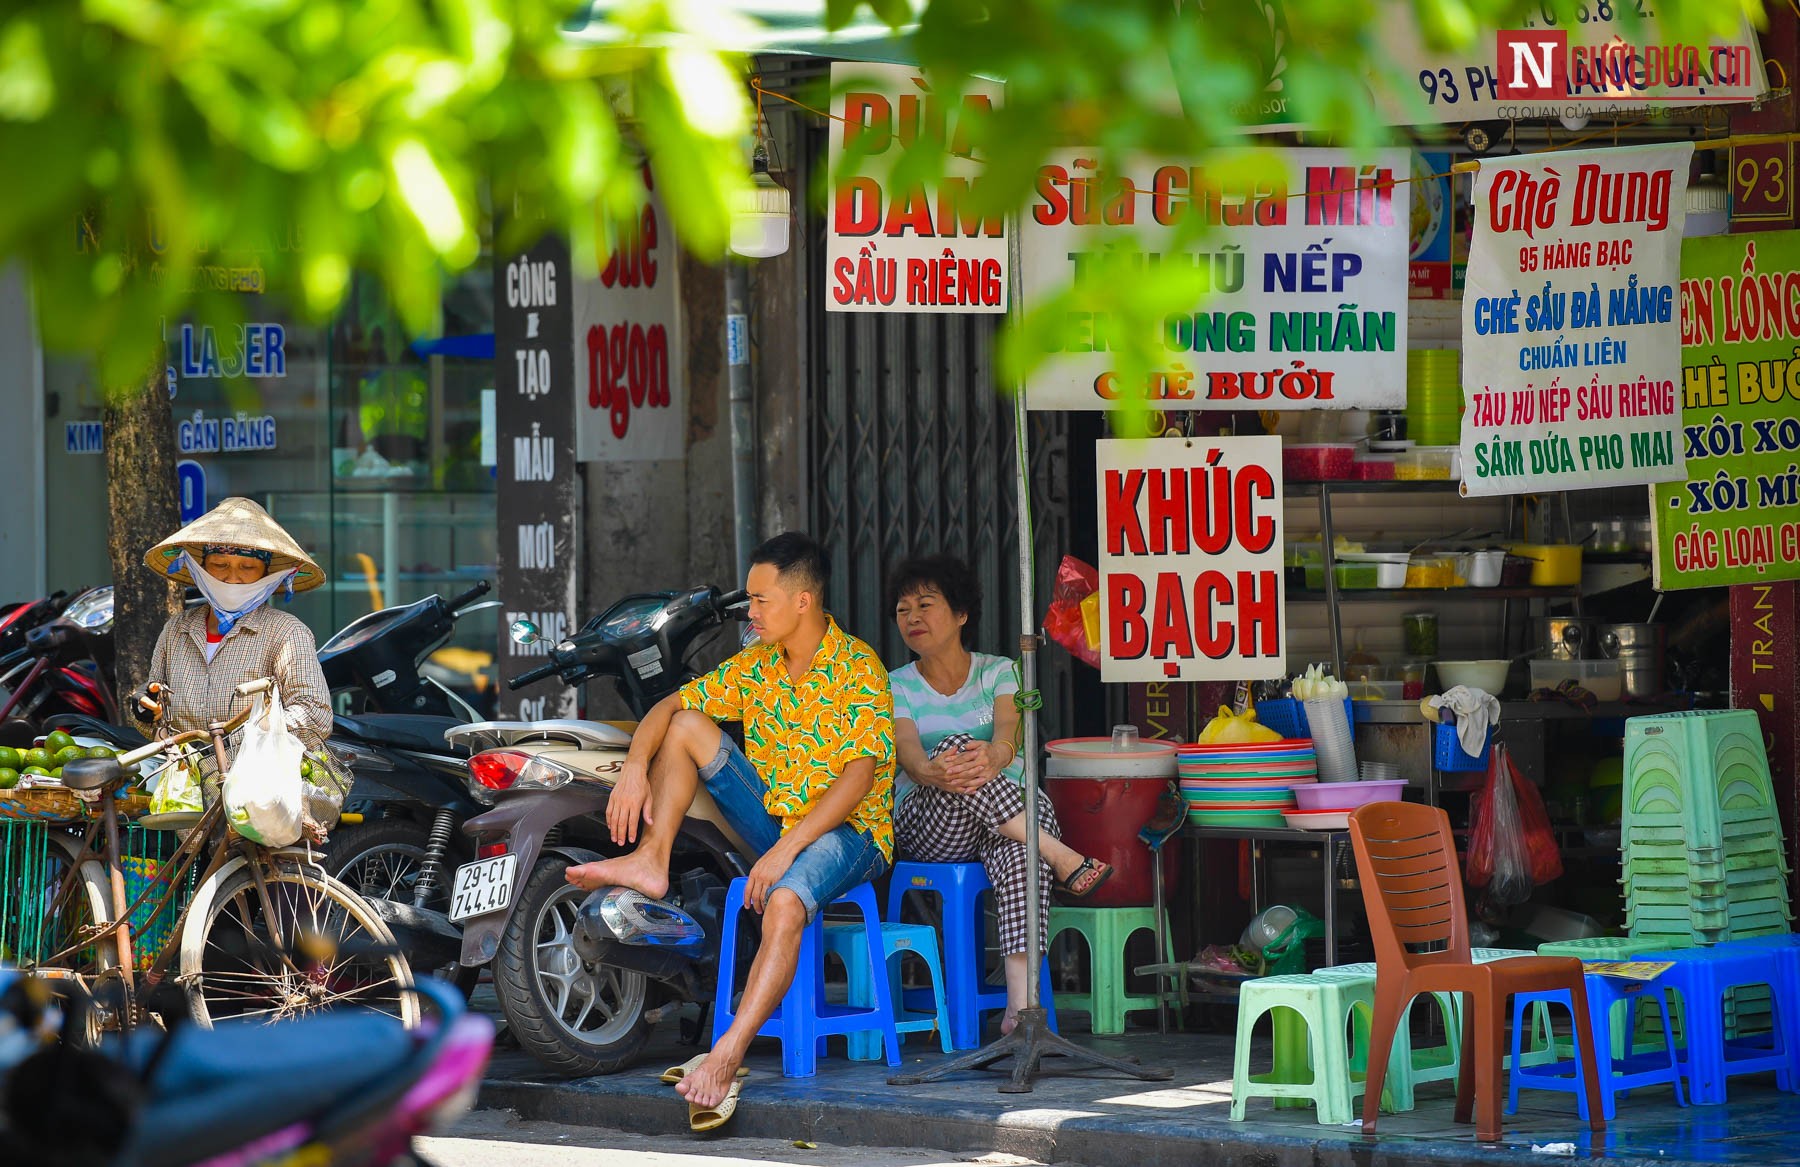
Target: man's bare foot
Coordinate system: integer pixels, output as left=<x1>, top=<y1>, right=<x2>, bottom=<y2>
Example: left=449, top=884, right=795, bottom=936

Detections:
left=564, top=853, right=670, bottom=899
left=1000, top=1010, right=1020, bottom=1036
left=674, top=1050, right=743, bottom=1110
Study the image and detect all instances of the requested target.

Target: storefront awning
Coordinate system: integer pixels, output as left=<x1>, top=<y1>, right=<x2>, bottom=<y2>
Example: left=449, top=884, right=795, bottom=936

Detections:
left=563, top=1, right=920, bottom=64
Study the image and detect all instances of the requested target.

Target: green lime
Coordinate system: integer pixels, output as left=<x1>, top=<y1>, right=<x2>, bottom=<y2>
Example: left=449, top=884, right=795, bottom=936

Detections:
left=49, top=767, right=61, bottom=780
left=86, top=746, right=114, bottom=760
left=43, top=730, right=76, bottom=754
left=300, top=759, right=314, bottom=778
left=0, top=748, right=21, bottom=771
left=54, top=746, right=86, bottom=767
left=0, top=768, right=18, bottom=789
left=21, top=765, right=51, bottom=777
left=23, top=749, right=53, bottom=770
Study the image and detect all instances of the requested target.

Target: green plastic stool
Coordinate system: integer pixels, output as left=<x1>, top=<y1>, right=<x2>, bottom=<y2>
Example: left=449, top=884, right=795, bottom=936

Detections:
left=1307, top=965, right=1458, bottom=1112
left=1232, top=974, right=1376, bottom=1124
left=1048, top=905, right=1173, bottom=1035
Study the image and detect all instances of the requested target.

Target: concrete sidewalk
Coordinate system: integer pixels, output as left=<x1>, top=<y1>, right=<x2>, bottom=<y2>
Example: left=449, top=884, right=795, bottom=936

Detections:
left=478, top=1022, right=1800, bottom=1167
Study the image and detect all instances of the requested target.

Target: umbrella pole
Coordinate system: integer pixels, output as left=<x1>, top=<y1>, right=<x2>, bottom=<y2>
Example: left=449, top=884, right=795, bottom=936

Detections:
left=890, top=234, right=1171, bottom=1093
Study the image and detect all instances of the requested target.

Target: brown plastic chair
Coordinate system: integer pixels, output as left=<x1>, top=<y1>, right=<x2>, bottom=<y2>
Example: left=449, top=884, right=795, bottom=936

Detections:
left=1348, top=802, right=1605, bottom=1142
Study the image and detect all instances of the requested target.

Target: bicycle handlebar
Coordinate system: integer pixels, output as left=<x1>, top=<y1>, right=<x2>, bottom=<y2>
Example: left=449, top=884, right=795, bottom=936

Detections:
left=116, top=680, right=270, bottom=767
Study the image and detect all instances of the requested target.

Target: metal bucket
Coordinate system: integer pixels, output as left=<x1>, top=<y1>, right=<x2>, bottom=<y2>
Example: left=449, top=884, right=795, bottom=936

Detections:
left=1599, top=623, right=1666, bottom=698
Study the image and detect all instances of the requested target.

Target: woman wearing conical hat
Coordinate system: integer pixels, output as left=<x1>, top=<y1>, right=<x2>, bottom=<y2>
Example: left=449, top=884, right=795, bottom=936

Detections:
left=143, top=499, right=336, bottom=816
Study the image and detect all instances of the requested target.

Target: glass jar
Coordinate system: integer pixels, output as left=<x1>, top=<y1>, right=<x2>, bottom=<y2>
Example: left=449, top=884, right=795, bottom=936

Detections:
left=1402, top=611, right=1440, bottom=657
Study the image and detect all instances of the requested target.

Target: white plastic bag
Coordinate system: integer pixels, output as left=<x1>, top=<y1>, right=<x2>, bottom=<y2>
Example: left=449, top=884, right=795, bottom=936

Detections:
left=222, top=685, right=306, bottom=846
left=149, top=743, right=205, bottom=817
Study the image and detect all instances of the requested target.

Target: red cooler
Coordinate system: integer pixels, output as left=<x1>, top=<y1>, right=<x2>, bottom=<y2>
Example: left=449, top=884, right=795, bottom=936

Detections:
left=1042, top=738, right=1181, bottom=909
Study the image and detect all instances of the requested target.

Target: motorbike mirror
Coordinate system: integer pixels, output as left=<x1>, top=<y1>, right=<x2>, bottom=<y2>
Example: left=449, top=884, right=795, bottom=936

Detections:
left=509, top=619, right=542, bottom=646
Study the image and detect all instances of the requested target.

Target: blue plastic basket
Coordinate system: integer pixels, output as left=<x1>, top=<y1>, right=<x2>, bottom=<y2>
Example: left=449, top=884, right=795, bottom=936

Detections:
left=1254, top=697, right=1354, bottom=743
left=1433, top=719, right=1493, bottom=772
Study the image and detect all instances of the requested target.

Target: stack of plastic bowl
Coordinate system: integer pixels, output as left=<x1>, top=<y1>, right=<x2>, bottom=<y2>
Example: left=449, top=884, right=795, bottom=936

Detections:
left=1407, top=349, right=1462, bottom=448
left=1621, top=710, right=1793, bottom=1036
left=1177, top=739, right=1318, bottom=827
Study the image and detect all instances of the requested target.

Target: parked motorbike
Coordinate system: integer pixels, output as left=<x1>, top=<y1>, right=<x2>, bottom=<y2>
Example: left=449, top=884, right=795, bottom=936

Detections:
left=0, top=970, right=491, bottom=1166
left=385, top=585, right=750, bottom=1077
left=0, top=585, right=119, bottom=738
left=314, top=582, right=499, bottom=977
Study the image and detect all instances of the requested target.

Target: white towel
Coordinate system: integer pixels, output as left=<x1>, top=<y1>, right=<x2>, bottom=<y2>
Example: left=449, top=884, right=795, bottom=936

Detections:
left=1428, top=684, right=1501, bottom=757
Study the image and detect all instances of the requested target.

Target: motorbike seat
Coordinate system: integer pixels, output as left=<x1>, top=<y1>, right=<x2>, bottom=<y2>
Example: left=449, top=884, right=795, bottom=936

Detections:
left=334, top=712, right=465, bottom=754
left=116, top=1011, right=417, bottom=1167
left=43, top=713, right=150, bottom=749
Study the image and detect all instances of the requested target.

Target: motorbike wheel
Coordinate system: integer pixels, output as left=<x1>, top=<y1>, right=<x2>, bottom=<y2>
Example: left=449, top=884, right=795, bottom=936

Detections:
left=491, top=856, right=651, bottom=1078
left=322, top=817, right=480, bottom=997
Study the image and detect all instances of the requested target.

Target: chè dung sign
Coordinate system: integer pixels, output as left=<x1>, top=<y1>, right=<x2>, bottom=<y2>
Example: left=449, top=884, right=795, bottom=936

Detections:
left=1460, top=143, right=1691, bottom=496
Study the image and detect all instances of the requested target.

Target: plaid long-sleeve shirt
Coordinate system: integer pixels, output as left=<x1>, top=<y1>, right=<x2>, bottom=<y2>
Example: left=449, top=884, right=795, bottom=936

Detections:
left=147, top=606, right=335, bottom=754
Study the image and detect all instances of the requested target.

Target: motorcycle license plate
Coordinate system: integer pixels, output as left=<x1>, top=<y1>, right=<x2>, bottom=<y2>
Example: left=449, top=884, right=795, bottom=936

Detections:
left=448, top=855, right=517, bottom=922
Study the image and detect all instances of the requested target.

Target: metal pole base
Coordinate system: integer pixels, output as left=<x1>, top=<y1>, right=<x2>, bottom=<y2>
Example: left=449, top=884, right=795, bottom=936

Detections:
left=886, top=1007, right=1173, bottom=1094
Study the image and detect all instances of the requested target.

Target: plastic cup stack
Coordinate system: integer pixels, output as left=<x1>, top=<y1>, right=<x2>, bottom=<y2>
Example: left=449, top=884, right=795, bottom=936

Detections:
left=1406, top=349, right=1462, bottom=447
left=1303, top=696, right=1359, bottom=782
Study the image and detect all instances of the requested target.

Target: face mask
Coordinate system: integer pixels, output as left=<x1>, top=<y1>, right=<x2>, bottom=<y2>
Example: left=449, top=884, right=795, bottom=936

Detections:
left=176, top=551, right=296, bottom=635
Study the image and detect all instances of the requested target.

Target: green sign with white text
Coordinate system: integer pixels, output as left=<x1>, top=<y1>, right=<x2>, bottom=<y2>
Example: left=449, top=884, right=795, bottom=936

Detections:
left=1655, top=232, right=1800, bottom=590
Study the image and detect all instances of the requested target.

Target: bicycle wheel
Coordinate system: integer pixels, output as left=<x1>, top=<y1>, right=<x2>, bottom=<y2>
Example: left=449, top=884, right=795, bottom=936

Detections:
left=178, top=858, right=418, bottom=1028
left=35, top=830, right=118, bottom=979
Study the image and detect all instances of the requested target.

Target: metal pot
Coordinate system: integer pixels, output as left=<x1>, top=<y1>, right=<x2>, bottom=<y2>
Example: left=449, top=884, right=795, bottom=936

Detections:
left=1538, top=615, right=1597, bottom=661
left=1600, top=623, right=1666, bottom=698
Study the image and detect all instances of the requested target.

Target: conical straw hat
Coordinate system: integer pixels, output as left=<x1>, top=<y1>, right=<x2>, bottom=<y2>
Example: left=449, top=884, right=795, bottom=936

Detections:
left=144, top=497, right=326, bottom=593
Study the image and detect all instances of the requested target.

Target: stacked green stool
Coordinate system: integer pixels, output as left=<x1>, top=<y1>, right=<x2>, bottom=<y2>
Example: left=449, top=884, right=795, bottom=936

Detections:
left=1622, top=711, right=1793, bottom=1037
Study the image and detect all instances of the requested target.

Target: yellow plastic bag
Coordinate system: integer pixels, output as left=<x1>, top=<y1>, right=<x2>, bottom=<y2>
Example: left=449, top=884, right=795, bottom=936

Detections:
left=1197, top=706, right=1281, bottom=745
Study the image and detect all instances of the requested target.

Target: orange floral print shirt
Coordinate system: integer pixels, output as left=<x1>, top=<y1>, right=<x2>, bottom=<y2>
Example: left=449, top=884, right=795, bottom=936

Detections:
left=678, top=618, right=895, bottom=858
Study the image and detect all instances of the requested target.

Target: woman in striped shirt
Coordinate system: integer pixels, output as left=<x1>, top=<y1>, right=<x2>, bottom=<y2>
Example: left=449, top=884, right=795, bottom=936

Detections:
left=887, top=554, right=1111, bottom=1035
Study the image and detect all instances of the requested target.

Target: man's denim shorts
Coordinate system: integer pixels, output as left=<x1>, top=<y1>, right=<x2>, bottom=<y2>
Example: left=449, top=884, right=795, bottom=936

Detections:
left=698, top=734, right=888, bottom=922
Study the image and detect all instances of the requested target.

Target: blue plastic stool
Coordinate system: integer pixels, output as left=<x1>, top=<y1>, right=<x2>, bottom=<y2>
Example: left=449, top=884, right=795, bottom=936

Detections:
left=886, top=861, right=1056, bottom=1048
left=824, top=921, right=954, bottom=1060
left=713, top=879, right=901, bottom=1077
left=1638, top=944, right=1800, bottom=1104
left=1508, top=972, right=1686, bottom=1120
left=1730, top=936, right=1800, bottom=1063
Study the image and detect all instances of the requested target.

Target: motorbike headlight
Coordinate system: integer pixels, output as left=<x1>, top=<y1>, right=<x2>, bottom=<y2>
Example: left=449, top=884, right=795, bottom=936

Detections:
left=63, top=587, right=114, bottom=631
left=466, top=749, right=575, bottom=802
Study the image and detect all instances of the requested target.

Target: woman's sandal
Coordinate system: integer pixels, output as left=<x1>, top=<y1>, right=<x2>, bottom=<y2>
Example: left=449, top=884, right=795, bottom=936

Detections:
left=1057, top=856, right=1114, bottom=898
left=688, top=1076, right=745, bottom=1132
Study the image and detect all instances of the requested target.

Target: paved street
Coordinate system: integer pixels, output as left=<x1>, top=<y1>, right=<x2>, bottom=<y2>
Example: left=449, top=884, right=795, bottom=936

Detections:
left=420, top=1109, right=1040, bottom=1167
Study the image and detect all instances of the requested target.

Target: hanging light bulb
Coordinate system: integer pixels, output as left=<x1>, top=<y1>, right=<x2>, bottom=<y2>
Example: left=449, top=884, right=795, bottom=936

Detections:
left=730, top=146, right=790, bottom=259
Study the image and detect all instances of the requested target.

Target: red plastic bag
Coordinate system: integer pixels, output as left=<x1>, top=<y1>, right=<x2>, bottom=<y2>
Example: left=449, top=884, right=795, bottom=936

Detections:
left=1043, top=555, right=1100, bottom=667
left=1465, top=743, right=1562, bottom=904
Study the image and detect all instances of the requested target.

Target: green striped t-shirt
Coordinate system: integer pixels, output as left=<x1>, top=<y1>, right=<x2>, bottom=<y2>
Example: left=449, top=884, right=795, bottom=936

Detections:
left=889, top=653, right=1022, bottom=801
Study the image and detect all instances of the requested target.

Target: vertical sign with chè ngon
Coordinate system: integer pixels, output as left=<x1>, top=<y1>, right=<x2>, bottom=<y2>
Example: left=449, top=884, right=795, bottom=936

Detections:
left=1096, top=436, right=1285, bottom=683
left=495, top=234, right=578, bottom=719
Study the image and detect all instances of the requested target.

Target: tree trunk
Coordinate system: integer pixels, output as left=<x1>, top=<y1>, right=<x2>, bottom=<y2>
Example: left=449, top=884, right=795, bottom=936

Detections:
left=103, top=354, right=182, bottom=715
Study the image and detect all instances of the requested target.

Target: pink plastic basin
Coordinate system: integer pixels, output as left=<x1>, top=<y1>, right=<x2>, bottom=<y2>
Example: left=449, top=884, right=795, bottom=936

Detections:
left=1291, top=779, right=1408, bottom=811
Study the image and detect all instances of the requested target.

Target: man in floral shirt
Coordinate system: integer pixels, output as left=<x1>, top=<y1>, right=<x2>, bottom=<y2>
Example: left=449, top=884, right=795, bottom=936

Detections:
left=566, top=532, right=894, bottom=1119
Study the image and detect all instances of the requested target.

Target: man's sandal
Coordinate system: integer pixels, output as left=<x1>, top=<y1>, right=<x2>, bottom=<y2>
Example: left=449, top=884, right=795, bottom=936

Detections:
left=659, top=1053, right=749, bottom=1085
left=1057, top=857, right=1114, bottom=898
left=688, top=1076, right=745, bottom=1132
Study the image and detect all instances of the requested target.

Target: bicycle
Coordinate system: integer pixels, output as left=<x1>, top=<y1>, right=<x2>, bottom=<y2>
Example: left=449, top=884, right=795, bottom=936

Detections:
left=27, top=676, right=417, bottom=1033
